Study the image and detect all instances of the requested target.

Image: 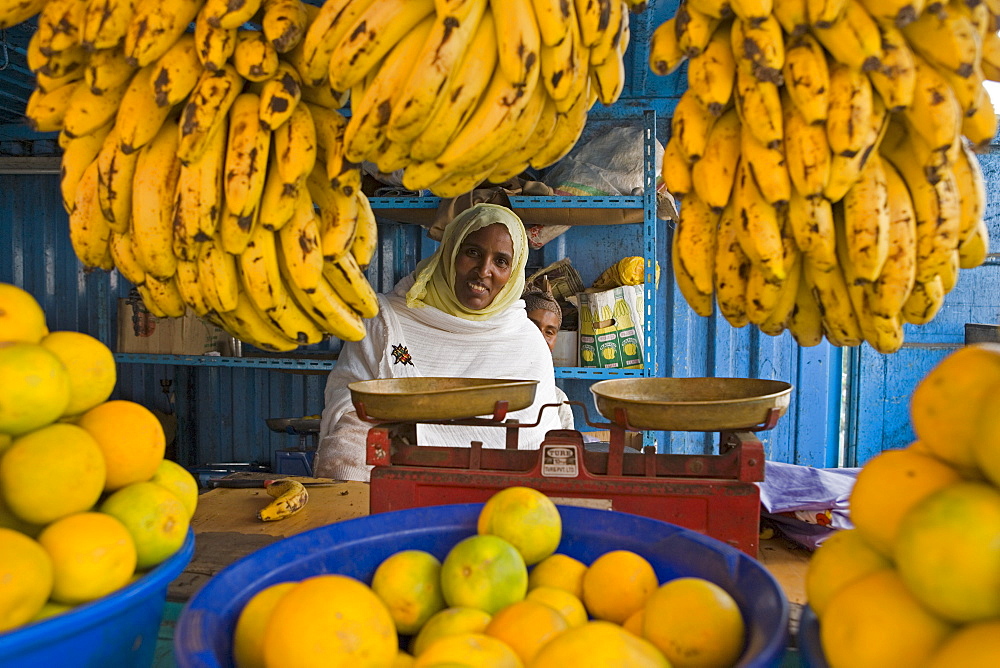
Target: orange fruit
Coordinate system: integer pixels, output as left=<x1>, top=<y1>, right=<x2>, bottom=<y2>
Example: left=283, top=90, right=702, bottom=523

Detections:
left=622, top=608, right=645, bottom=636
left=371, top=549, right=446, bottom=635
left=525, top=586, right=587, bottom=628
left=38, top=512, right=137, bottom=605
left=149, top=458, right=199, bottom=519
left=926, top=620, right=1000, bottom=668
left=0, top=423, right=105, bottom=525
left=895, top=481, right=1000, bottom=623
left=641, top=577, right=745, bottom=668
left=477, top=486, right=562, bottom=565
left=804, top=528, right=891, bottom=618
left=0, top=489, right=43, bottom=537
left=972, top=385, right=1000, bottom=487
left=413, top=633, right=521, bottom=668
left=440, top=535, right=527, bottom=615
left=77, top=400, right=166, bottom=491
left=0, top=528, right=53, bottom=632
left=263, top=574, right=397, bottom=668
left=99, top=481, right=190, bottom=570
left=531, top=620, right=669, bottom=667
left=910, top=342, right=1000, bottom=473
left=410, top=607, right=493, bottom=657
left=820, top=569, right=952, bottom=668
left=527, top=553, right=586, bottom=599
left=848, top=447, right=962, bottom=557
left=0, top=283, right=48, bottom=344
left=0, top=342, right=70, bottom=435
left=39, top=331, right=116, bottom=417
left=581, top=550, right=658, bottom=624
left=484, top=599, right=569, bottom=663
left=233, top=581, right=297, bottom=668
left=391, top=651, right=415, bottom=668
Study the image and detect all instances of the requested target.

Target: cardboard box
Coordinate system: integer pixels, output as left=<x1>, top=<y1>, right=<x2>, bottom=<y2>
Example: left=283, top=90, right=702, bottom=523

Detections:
left=117, top=299, right=225, bottom=355
left=578, top=284, right=645, bottom=369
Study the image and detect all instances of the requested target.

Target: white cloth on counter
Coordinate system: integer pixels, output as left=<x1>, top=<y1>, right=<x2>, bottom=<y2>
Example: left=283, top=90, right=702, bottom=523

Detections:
left=316, top=275, right=563, bottom=482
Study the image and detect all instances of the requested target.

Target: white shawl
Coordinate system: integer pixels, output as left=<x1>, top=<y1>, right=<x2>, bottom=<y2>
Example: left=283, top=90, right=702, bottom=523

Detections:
left=315, top=275, right=562, bottom=481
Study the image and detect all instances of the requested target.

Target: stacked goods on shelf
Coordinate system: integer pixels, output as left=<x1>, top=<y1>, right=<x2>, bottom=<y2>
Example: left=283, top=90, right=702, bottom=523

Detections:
left=0, top=283, right=199, bottom=634
left=651, top=0, right=996, bottom=352
left=805, top=343, right=1000, bottom=666
left=8, top=0, right=651, bottom=351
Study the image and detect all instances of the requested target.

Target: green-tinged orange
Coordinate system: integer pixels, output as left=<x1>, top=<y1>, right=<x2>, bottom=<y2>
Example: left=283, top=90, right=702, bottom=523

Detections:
left=441, top=535, right=528, bottom=615
left=0, top=528, right=53, bottom=632
left=0, top=342, right=70, bottom=435
left=477, top=487, right=561, bottom=566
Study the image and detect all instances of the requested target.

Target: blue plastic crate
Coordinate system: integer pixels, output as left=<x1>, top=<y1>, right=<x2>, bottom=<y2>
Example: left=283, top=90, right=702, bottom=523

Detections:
left=175, top=504, right=789, bottom=667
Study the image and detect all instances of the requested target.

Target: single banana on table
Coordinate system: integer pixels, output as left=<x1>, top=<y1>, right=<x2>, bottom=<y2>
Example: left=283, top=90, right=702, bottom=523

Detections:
left=258, top=480, right=309, bottom=521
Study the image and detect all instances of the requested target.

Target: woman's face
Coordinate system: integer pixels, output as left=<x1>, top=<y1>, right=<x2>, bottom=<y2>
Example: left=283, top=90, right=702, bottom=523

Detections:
left=527, top=308, right=560, bottom=352
left=454, top=223, right=515, bottom=310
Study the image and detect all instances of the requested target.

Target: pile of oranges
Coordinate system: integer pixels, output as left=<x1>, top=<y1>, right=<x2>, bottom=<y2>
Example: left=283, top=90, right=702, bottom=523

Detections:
left=806, top=343, right=1000, bottom=666
left=231, top=486, right=749, bottom=668
left=0, top=282, right=198, bottom=633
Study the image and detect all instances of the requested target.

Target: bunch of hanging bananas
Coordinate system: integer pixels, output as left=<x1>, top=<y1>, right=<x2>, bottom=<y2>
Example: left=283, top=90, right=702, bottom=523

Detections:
left=651, top=0, right=996, bottom=353
left=296, top=0, right=647, bottom=197
left=17, top=0, right=381, bottom=352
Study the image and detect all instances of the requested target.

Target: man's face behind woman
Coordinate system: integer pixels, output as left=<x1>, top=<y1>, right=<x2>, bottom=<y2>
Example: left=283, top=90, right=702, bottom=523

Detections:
left=454, top=223, right=514, bottom=310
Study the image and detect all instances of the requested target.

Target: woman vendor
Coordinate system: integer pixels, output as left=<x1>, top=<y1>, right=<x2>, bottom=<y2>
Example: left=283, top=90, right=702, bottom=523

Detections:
left=315, top=203, right=563, bottom=481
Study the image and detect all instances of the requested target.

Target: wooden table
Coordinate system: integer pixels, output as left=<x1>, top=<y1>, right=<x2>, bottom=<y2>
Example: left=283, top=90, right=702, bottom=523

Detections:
left=168, top=476, right=811, bottom=617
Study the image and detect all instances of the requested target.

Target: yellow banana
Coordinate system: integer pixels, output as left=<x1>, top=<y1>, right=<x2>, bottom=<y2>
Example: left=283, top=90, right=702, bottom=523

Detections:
left=961, top=87, right=998, bottom=148
left=745, top=221, right=798, bottom=326
left=574, top=0, right=613, bottom=48
left=901, top=275, right=945, bottom=325
left=178, top=65, right=244, bottom=165
left=310, top=104, right=361, bottom=198
left=216, top=291, right=300, bottom=352
left=590, top=36, right=627, bottom=106
left=825, top=88, right=887, bottom=202
left=80, top=0, right=135, bottom=51
left=345, top=15, right=436, bottom=164
left=686, top=22, right=735, bottom=116
left=224, top=92, right=271, bottom=222
left=859, top=0, right=923, bottom=26
left=674, top=191, right=718, bottom=296
left=958, top=217, right=989, bottom=269
left=0, top=0, right=47, bottom=30
left=323, top=252, right=379, bottom=319
left=201, top=0, right=263, bottom=31
left=143, top=274, right=186, bottom=318
left=806, top=0, right=849, bottom=28
left=259, top=287, right=325, bottom=345
left=782, top=90, right=831, bottom=198
left=37, top=66, right=85, bottom=95
left=175, top=258, right=212, bottom=317
left=952, top=140, right=987, bottom=247
left=96, top=125, right=139, bottom=233
left=276, top=188, right=325, bottom=292
left=589, top=0, right=626, bottom=68
left=740, top=129, right=790, bottom=206
left=115, top=65, right=172, bottom=154
left=131, top=117, right=182, bottom=280
left=124, top=0, right=202, bottom=67
left=732, top=158, right=786, bottom=282
left=258, top=156, right=302, bottom=232
left=867, top=24, right=916, bottom=112
left=842, top=153, right=891, bottom=281
left=34, top=0, right=86, bottom=55
left=671, top=221, right=713, bottom=317
left=25, top=80, right=81, bottom=133
left=834, top=212, right=899, bottom=353
left=730, top=15, right=784, bottom=84
left=661, top=135, right=693, bottom=197
left=299, top=82, right=349, bottom=112
left=675, top=1, right=720, bottom=58
left=803, top=257, right=862, bottom=346
left=528, top=79, right=591, bottom=170
left=781, top=32, right=829, bottom=124
left=786, top=189, right=837, bottom=272
left=532, top=0, right=571, bottom=47
left=240, top=222, right=288, bottom=312
left=233, top=29, right=280, bottom=83
left=691, top=107, right=740, bottom=211
left=758, top=252, right=802, bottom=336
left=982, top=29, right=1000, bottom=81
left=493, top=0, right=541, bottom=87
left=149, top=33, right=202, bottom=108
left=788, top=268, right=825, bottom=347
left=812, top=0, right=882, bottom=72
left=351, top=192, right=379, bottom=268
left=220, top=202, right=259, bottom=256
left=68, top=160, right=114, bottom=270
left=734, top=61, right=783, bottom=148
left=942, top=252, right=963, bottom=296
left=62, top=72, right=130, bottom=139
left=878, top=116, right=954, bottom=188
left=826, top=61, right=874, bottom=159
left=135, top=284, right=167, bottom=318
left=903, top=7, right=979, bottom=79
left=428, top=162, right=499, bottom=197
left=194, top=10, right=237, bottom=72
left=281, top=255, right=367, bottom=342
left=866, top=159, right=916, bottom=320
left=671, top=88, right=718, bottom=162
left=648, top=16, right=686, bottom=76
left=273, top=102, right=317, bottom=186
left=261, top=0, right=309, bottom=53
left=713, top=201, right=750, bottom=328
left=84, top=46, right=136, bottom=96
left=409, top=9, right=498, bottom=162
left=687, top=0, right=735, bottom=18
left=257, top=480, right=308, bottom=521
left=60, top=123, right=112, bottom=214
left=109, top=230, right=146, bottom=285
left=773, top=0, right=809, bottom=36
left=197, top=233, right=240, bottom=314
left=258, top=62, right=302, bottom=131
left=540, top=0, right=584, bottom=103
left=488, top=93, right=560, bottom=183
left=293, top=0, right=375, bottom=87
left=729, top=0, right=772, bottom=22
left=479, top=81, right=548, bottom=168
left=174, top=116, right=227, bottom=255
left=307, top=167, right=357, bottom=262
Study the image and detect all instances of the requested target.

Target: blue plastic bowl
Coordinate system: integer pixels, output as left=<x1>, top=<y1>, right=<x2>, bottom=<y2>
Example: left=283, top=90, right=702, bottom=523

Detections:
left=0, top=529, right=194, bottom=668
left=797, top=604, right=828, bottom=667
left=175, top=504, right=789, bottom=667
